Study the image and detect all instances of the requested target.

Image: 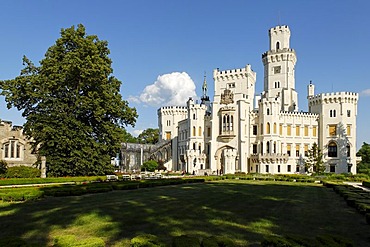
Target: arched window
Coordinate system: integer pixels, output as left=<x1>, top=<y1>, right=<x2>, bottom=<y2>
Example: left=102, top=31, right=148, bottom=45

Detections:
left=267, top=108, right=270, bottom=115
left=193, top=143, right=196, bottom=150
left=273, top=123, right=277, bottom=134
left=192, top=126, right=196, bottom=136
left=3, top=140, right=22, bottom=159
left=333, top=110, right=336, bottom=117
left=266, top=122, right=271, bottom=134
left=193, top=114, right=196, bottom=120
left=198, top=127, right=202, bottom=136
left=328, top=142, right=337, bottom=157
left=267, top=141, right=270, bottom=154
left=330, top=110, right=333, bottom=117
left=276, top=41, right=280, bottom=50
left=273, top=142, right=276, bottom=153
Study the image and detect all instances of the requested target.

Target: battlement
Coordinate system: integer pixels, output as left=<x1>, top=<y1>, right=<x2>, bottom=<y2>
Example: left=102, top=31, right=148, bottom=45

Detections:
left=158, top=106, right=188, bottom=115
left=213, top=64, right=256, bottom=81
left=309, top=92, right=359, bottom=105
left=279, top=110, right=319, bottom=119
left=269, top=25, right=290, bottom=34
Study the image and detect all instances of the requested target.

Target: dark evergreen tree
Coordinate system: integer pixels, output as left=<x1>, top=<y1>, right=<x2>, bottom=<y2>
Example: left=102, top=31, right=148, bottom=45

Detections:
left=0, top=24, right=137, bottom=176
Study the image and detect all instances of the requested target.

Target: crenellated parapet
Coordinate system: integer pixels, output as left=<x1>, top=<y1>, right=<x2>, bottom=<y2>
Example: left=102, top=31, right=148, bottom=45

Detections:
left=262, top=49, right=296, bottom=65
left=279, top=110, right=319, bottom=119
left=158, top=106, right=188, bottom=116
left=309, top=92, right=359, bottom=106
left=213, top=64, right=256, bottom=82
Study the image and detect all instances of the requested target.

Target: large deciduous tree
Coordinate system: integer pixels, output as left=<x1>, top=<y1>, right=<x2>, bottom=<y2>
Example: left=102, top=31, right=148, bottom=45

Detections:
left=357, top=142, right=370, bottom=174
left=0, top=24, right=137, bottom=176
left=137, top=128, right=159, bottom=144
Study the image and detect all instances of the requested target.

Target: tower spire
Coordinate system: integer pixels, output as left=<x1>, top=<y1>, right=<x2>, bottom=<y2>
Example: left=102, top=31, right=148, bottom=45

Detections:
left=202, top=71, right=207, bottom=97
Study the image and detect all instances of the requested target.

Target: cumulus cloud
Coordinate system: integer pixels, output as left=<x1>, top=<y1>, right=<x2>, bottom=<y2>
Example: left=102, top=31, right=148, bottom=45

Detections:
left=360, top=89, right=370, bottom=96
left=131, top=129, right=143, bottom=137
left=130, top=72, right=197, bottom=107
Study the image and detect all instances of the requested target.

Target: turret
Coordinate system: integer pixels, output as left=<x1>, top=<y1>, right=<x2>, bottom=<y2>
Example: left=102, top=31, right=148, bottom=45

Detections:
left=307, top=80, right=315, bottom=99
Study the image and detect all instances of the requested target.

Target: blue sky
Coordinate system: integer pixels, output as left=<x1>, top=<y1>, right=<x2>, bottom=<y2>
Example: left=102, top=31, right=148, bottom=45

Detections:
left=1, top=0, right=369, bottom=150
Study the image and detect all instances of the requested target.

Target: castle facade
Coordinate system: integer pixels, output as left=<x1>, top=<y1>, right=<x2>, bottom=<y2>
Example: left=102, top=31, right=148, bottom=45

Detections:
left=158, top=25, right=359, bottom=175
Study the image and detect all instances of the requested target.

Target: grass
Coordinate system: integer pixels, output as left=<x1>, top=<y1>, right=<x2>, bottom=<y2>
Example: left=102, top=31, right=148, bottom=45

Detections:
left=0, top=180, right=369, bottom=246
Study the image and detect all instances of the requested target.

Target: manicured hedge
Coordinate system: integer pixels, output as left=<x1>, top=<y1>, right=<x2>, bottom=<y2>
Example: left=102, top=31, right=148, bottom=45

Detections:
left=53, top=235, right=105, bottom=247
left=130, top=234, right=165, bottom=247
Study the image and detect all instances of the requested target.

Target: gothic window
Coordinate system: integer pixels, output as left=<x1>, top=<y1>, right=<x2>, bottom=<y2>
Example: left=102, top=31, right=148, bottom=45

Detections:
left=278, top=165, right=281, bottom=173
left=328, top=142, right=337, bottom=157
left=193, top=143, right=196, bottom=150
left=193, top=126, right=196, bottom=136
left=273, top=123, right=277, bottom=134
left=193, top=114, right=196, bottom=120
left=266, top=165, right=269, bottom=173
left=266, top=122, right=271, bottom=134
left=267, top=141, right=270, bottom=153
left=330, top=110, right=332, bottom=117
left=273, top=142, right=276, bottom=153
left=333, top=110, right=336, bottom=117
left=267, top=108, right=270, bottom=115
left=198, top=127, right=202, bottom=136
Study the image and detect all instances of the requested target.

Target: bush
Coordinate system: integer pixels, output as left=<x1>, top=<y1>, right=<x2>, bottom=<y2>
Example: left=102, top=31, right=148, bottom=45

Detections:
left=53, top=235, right=105, bottom=247
left=5, top=166, right=40, bottom=178
left=130, top=234, right=165, bottom=247
left=201, top=236, right=235, bottom=247
left=172, top=235, right=200, bottom=247
left=141, top=160, right=158, bottom=172
left=0, top=236, right=29, bottom=247
left=0, top=160, right=8, bottom=175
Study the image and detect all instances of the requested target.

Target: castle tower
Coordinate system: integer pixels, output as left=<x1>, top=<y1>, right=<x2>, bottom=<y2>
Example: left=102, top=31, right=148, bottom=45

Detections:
left=262, top=25, right=298, bottom=112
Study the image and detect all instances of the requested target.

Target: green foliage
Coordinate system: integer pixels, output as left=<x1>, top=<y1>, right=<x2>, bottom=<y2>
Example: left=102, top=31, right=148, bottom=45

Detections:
left=130, top=234, right=165, bottom=247
left=4, top=166, right=40, bottom=178
left=0, top=24, right=137, bottom=176
left=0, top=236, right=29, bottom=247
left=304, top=143, right=325, bottom=174
left=357, top=142, right=370, bottom=174
left=53, top=235, right=105, bottom=247
left=201, top=236, right=235, bottom=247
left=141, top=160, right=158, bottom=172
left=137, top=128, right=159, bottom=144
left=0, top=160, right=8, bottom=175
left=172, top=235, right=200, bottom=247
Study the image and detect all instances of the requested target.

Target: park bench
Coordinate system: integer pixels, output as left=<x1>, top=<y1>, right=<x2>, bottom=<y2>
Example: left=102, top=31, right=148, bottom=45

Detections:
left=106, top=175, right=118, bottom=181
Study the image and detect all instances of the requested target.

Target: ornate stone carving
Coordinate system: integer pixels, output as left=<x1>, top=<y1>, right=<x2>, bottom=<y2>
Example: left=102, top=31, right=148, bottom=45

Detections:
left=220, top=89, right=234, bottom=105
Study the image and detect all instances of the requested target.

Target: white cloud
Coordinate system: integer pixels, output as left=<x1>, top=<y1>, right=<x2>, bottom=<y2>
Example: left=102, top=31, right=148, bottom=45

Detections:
left=131, top=129, right=143, bottom=137
left=360, top=89, right=370, bottom=96
left=131, top=72, right=197, bottom=107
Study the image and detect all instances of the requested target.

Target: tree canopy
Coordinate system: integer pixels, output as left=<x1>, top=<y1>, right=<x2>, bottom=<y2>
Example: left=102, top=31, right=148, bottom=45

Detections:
left=357, top=142, right=370, bottom=174
left=137, top=128, right=159, bottom=144
left=0, top=24, right=137, bottom=176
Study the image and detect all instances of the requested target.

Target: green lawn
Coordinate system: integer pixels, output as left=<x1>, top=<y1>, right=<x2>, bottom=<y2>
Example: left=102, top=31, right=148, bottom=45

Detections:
left=0, top=180, right=369, bottom=246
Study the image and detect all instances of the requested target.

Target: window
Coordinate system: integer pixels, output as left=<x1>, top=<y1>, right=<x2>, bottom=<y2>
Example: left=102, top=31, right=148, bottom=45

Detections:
left=193, top=114, right=196, bottom=120
left=260, top=143, right=264, bottom=154
left=166, top=132, right=171, bottom=140
left=347, top=144, right=350, bottom=157
left=287, top=125, right=291, bottom=136
left=261, top=124, right=263, bottom=135
left=267, top=141, right=270, bottom=153
left=296, top=165, right=300, bottom=172
left=198, top=127, right=202, bottom=136
left=193, top=143, right=196, bottom=150
left=296, top=144, right=300, bottom=157
left=346, top=125, right=351, bottom=136
left=313, top=126, right=317, bottom=137
left=304, top=126, right=308, bottom=136
left=333, top=110, right=336, bottom=117
left=276, top=41, right=280, bottom=50
left=329, top=125, right=337, bottom=136
left=207, top=127, right=211, bottom=137
left=193, top=126, right=196, bottom=136
left=253, top=144, right=257, bottom=154
left=328, top=142, right=337, bottom=157
left=296, top=125, right=300, bottom=136
left=330, top=165, right=336, bottom=173
left=166, top=120, right=171, bottom=126
left=4, top=140, right=22, bottom=159
left=287, top=165, right=291, bottom=172
left=279, top=124, right=283, bottom=135
left=253, top=125, right=258, bottom=135
left=221, top=114, right=234, bottom=133
left=273, top=123, right=277, bottom=134
left=304, top=144, right=309, bottom=156
left=287, top=144, right=291, bottom=156
left=278, top=165, right=281, bottom=173
left=266, top=165, right=269, bottom=173
left=267, top=108, right=270, bottom=115
left=266, top=122, right=271, bottom=134
left=330, top=110, right=332, bottom=117
left=273, top=142, right=276, bottom=153
left=347, top=110, right=351, bottom=117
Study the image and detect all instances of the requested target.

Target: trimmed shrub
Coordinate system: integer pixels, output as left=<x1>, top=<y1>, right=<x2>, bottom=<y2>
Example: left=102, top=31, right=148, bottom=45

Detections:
left=0, top=160, right=8, bottom=175
left=130, top=234, right=165, bottom=247
left=172, top=235, right=200, bottom=247
left=5, top=166, right=40, bottom=178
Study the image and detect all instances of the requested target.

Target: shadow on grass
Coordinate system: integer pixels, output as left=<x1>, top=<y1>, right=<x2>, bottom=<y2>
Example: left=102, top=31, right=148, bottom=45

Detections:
left=0, top=181, right=369, bottom=246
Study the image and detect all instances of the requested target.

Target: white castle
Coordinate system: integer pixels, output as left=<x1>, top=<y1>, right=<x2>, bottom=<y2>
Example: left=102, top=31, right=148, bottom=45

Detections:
left=157, top=25, right=359, bottom=175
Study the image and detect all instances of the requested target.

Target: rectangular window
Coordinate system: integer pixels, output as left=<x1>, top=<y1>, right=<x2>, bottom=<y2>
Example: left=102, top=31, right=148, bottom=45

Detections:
left=296, top=165, right=300, bottom=172
left=313, top=126, right=317, bottom=137
left=266, top=165, right=269, bottom=173
left=287, top=125, right=291, bottom=136
left=287, top=144, right=291, bottom=156
left=296, top=144, right=300, bottom=157
left=279, top=124, right=283, bottom=135
left=304, top=144, right=309, bottom=157
left=287, top=165, right=291, bottom=172
left=304, top=126, right=308, bottom=136
left=347, top=110, right=351, bottom=117
left=253, top=144, right=257, bottom=154
left=330, top=165, right=336, bottom=173
left=261, top=124, right=263, bottom=135
left=346, top=125, right=351, bottom=136
left=253, top=125, right=257, bottom=135
left=278, top=165, right=280, bottom=173
left=166, top=132, right=171, bottom=140
left=207, top=127, right=211, bottom=137
left=329, top=125, right=337, bottom=136
left=296, top=125, right=300, bottom=136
